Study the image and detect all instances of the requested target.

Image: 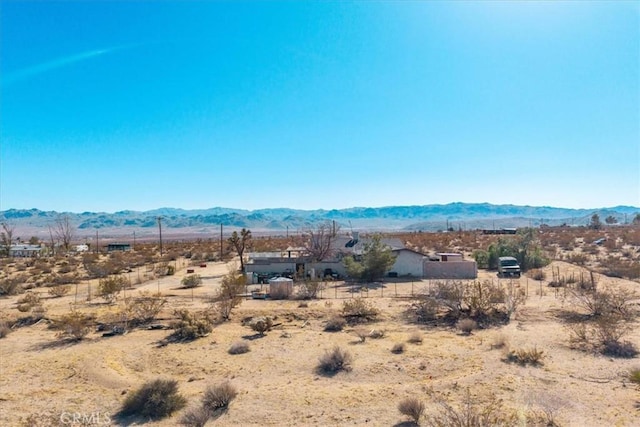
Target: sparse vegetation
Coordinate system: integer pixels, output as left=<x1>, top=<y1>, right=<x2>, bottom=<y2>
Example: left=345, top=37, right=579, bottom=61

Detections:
left=398, top=397, right=425, bottom=424
left=181, top=274, right=202, bottom=289
left=249, top=316, right=273, bottom=336
left=228, top=341, right=250, bottom=355
left=47, top=285, right=70, bottom=298
left=0, top=321, right=11, bottom=338
left=169, top=309, right=213, bottom=341
left=457, top=318, right=477, bottom=335
left=342, top=298, right=379, bottom=323
left=212, top=268, right=245, bottom=321
left=202, top=382, right=238, bottom=413
left=98, top=275, right=129, bottom=303
left=505, top=347, right=545, bottom=366
left=391, top=342, right=406, bottom=354
left=316, top=346, right=353, bottom=375
left=55, top=309, right=92, bottom=341
left=119, top=378, right=186, bottom=420
left=630, top=367, right=640, bottom=385
left=324, top=316, right=346, bottom=332
left=407, top=331, right=423, bottom=344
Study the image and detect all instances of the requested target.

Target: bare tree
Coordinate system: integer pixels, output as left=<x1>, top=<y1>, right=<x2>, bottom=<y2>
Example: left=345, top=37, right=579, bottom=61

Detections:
left=305, top=220, right=339, bottom=262
left=0, top=222, right=15, bottom=257
left=227, top=228, right=251, bottom=272
left=54, top=214, right=75, bottom=253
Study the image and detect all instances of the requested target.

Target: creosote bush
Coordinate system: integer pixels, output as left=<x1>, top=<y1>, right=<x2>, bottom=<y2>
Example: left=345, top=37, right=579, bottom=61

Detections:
left=316, top=346, right=353, bottom=375
left=457, top=318, right=477, bottom=335
left=407, top=331, right=423, bottom=344
left=629, top=367, right=640, bottom=385
left=324, top=316, right=346, bottom=332
left=169, top=309, right=213, bottom=341
left=119, top=378, right=186, bottom=420
left=249, top=317, right=273, bottom=336
left=181, top=274, right=202, bottom=289
left=55, top=310, right=92, bottom=341
left=228, top=341, right=250, bottom=355
left=342, top=298, right=379, bottom=323
left=505, top=347, right=545, bottom=366
left=391, top=343, right=406, bottom=354
left=98, top=275, right=129, bottom=303
left=48, top=285, right=71, bottom=298
left=398, top=397, right=425, bottom=424
left=202, top=382, right=238, bottom=412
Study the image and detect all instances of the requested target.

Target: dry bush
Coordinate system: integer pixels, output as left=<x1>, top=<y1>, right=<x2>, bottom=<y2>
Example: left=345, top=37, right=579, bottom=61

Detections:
left=410, top=296, right=440, bottom=322
left=630, top=367, right=640, bottom=385
left=98, top=275, right=129, bottom=303
left=457, top=318, right=477, bottom=335
left=55, top=310, right=92, bottom=341
left=391, top=343, right=406, bottom=354
left=528, top=269, right=546, bottom=281
left=228, top=341, right=250, bottom=355
left=249, top=317, right=273, bottom=336
left=407, top=331, right=423, bottom=344
left=296, top=280, right=325, bottom=299
left=601, top=256, right=640, bottom=279
left=0, top=277, right=23, bottom=296
left=324, top=316, right=346, bottom=332
left=169, top=309, right=213, bottom=341
left=316, top=346, right=353, bottom=375
left=17, top=292, right=41, bottom=311
left=127, top=291, right=166, bottom=325
left=47, top=285, right=71, bottom=298
left=425, top=388, right=518, bottom=427
left=354, top=328, right=369, bottom=343
left=119, top=378, right=186, bottom=420
left=0, top=321, right=11, bottom=338
left=180, top=405, right=211, bottom=427
left=181, top=274, right=202, bottom=289
left=211, top=269, right=245, bottom=321
left=398, top=397, right=425, bottom=424
left=369, top=329, right=386, bottom=339
left=490, top=334, right=508, bottom=350
left=202, top=382, right=238, bottom=412
left=342, top=298, right=379, bottom=323
left=505, top=347, right=545, bottom=366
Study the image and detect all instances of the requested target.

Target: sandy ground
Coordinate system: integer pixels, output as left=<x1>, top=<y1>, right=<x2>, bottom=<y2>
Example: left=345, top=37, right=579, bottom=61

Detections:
left=1, top=260, right=639, bottom=426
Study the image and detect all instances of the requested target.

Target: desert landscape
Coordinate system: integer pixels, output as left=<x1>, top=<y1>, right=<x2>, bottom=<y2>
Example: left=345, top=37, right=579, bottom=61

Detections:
left=0, top=224, right=639, bottom=427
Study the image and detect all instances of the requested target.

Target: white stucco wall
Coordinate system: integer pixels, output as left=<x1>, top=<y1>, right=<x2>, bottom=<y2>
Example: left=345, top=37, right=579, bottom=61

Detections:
left=390, top=250, right=426, bottom=277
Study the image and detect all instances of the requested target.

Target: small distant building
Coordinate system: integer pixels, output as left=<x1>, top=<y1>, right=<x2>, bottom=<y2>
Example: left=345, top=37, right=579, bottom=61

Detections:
left=9, top=244, right=42, bottom=258
left=106, top=243, right=131, bottom=252
left=74, top=244, right=90, bottom=253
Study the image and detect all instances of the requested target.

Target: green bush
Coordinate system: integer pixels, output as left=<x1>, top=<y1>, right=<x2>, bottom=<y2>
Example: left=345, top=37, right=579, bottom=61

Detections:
left=120, top=378, right=186, bottom=420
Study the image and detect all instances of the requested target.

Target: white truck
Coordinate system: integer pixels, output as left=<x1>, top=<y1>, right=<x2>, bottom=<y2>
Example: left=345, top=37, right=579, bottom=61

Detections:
left=498, top=256, right=521, bottom=278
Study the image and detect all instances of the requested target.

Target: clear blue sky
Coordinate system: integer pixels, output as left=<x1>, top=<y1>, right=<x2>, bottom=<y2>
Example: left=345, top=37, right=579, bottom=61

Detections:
left=1, top=1, right=638, bottom=213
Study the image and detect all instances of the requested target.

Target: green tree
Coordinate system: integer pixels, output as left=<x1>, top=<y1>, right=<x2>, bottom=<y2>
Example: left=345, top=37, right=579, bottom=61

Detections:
left=213, top=268, right=246, bottom=320
left=228, top=228, right=252, bottom=272
left=589, top=213, right=602, bottom=230
left=485, top=229, right=548, bottom=271
left=605, top=215, right=618, bottom=225
left=633, top=213, right=640, bottom=225
left=0, top=222, right=14, bottom=257
left=343, top=234, right=396, bottom=282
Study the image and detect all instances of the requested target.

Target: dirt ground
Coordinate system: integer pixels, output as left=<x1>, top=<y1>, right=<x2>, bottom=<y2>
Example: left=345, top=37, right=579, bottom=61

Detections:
left=1, top=260, right=639, bottom=426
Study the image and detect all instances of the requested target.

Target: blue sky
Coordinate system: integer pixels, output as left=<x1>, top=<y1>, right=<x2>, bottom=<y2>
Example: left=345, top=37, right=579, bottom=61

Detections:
left=1, top=1, right=638, bottom=213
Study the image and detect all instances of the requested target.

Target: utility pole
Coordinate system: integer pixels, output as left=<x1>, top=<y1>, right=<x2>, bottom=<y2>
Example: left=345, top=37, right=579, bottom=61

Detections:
left=95, top=230, right=99, bottom=254
left=220, top=224, right=223, bottom=259
left=157, top=217, right=163, bottom=257
left=133, top=231, right=136, bottom=251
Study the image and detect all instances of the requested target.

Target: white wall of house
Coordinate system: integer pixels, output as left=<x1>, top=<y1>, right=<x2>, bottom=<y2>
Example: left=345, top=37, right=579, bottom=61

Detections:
left=390, top=249, right=426, bottom=277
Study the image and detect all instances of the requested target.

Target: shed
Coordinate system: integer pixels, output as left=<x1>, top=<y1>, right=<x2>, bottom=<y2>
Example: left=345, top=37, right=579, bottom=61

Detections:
left=268, top=277, right=294, bottom=299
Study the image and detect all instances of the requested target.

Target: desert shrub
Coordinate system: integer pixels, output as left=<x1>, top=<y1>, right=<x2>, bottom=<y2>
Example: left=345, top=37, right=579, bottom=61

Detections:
left=457, top=318, right=477, bottom=335
left=410, top=296, right=440, bottom=322
left=572, top=286, right=637, bottom=319
left=324, top=316, right=346, bottom=332
left=56, top=310, right=92, bottom=341
left=505, top=347, right=545, bottom=366
left=407, top=331, right=423, bottom=344
left=425, top=388, right=518, bottom=426
left=342, top=298, right=379, bottom=323
left=369, top=329, right=386, bottom=339
left=0, top=321, right=11, bottom=338
left=0, top=277, right=23, bottom=296
left=602, top=340, right=638, bottom=358
left=566, top=253, right=588, bottom=266
left=127, top=291, right=166, bottom=324
left=211, top=269, right=245, bottom=321
left=398, top=397, right=425, bottom=424
left=490, top=334, right=508, bottom=350
left=181, top=274, right=202, bottom=289
left=630, top=368, right=640, bottom=385
left=391, top=343, right=406, bottom=354
left=202, top=382, right=238, bottom=412
left=47, top=285, right=71, bottom=298
left=180, top=405, right=211, bottom=427
left=528, top=269, right=546, bottom=281
left=296, top=280, right=325, bottom=299
left=298, top=301, right=309, bottom=308
left=249, top=317, right=273, bottom=336
left=98, top=275, right=129, bottom=303
left=228, top=341, right=250, bottom=355
left=601, top=256, right=640, bottom=279
left=169, top=309, right=212, bottom=341
left=316, top=346, right=353, bottom=375
left=119, top=378, right=186, bottom=420
left=354, top=328, right=369, bottom=343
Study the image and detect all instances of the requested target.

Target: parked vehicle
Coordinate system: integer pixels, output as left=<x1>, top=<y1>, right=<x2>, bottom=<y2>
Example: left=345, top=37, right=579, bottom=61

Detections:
left=498, top=256, right=521, bottom=278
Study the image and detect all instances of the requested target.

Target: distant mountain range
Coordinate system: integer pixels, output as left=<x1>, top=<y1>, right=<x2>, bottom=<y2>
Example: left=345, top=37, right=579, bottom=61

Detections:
left=2, top=203, right=639, bottom=237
